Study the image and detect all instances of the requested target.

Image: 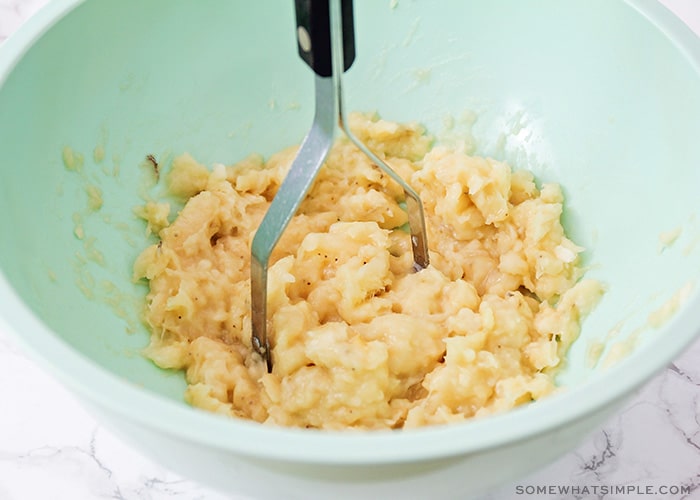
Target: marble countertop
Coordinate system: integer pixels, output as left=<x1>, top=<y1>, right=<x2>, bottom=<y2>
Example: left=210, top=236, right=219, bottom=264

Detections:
left=1, top=1, right=699, bottom=499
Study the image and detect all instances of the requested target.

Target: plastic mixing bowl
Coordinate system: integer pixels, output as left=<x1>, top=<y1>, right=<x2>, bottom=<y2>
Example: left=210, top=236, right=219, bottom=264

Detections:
left=1, top=1, right=699, bottom=498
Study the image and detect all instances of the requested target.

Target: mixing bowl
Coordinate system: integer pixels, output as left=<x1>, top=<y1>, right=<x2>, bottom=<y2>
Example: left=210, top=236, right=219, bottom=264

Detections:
left=1, top=0, right=699, bottom=498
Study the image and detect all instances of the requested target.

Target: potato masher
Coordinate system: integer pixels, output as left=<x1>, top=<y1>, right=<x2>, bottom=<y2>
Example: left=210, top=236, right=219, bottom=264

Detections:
left=251, top=0, right=430, bottom=372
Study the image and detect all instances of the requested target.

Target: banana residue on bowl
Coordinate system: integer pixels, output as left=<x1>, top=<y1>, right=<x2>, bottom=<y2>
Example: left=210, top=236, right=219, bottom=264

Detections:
left=133, top=113, right=603, bottom=430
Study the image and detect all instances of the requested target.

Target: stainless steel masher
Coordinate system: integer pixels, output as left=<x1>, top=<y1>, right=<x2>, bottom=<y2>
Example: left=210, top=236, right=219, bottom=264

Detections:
left=251, top=0, right=430, bottom=371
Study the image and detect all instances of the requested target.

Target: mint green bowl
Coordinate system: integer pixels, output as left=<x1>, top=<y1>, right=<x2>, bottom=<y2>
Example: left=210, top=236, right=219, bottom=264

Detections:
left=1, top=1, right=699, bottom=498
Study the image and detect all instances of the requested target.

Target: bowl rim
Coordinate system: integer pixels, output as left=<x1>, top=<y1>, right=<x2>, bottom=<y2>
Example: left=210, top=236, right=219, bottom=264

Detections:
left=1, top=0, right=699, bottom=465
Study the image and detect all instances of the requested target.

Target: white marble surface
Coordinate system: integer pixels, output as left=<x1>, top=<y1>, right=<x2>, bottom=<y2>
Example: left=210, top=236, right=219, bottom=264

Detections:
left=1, top=1, right=699, bottom=499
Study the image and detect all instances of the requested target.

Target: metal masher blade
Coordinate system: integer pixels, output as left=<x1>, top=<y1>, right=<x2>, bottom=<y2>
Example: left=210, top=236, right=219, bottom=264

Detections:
left=251, top=0, right=430, bottom=372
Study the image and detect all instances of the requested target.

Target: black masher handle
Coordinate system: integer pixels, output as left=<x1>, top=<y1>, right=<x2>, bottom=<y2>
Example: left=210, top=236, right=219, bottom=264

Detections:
left=294, top=0, right=356, bottom=77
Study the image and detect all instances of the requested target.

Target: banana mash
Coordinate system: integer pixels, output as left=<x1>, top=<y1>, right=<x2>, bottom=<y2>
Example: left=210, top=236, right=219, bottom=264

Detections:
left=133, top=113, right=603, bottom=430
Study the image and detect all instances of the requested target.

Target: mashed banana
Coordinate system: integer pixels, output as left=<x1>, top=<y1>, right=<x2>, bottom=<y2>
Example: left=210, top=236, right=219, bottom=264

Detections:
left=133, top=113, right=603, bottom=430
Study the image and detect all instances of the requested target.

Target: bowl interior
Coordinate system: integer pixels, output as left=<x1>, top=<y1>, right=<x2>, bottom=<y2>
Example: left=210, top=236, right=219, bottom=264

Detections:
left=1, top=0, right=700, bottom=414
